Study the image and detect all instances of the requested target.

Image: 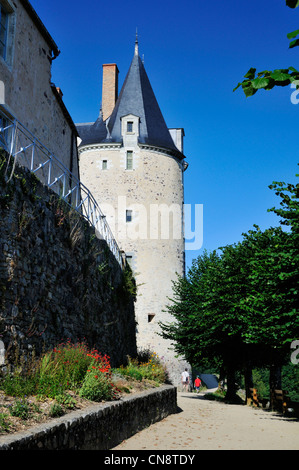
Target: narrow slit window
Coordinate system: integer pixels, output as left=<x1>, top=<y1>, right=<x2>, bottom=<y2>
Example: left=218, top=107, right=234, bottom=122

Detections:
left=126, top=210, right=132, bottom=222
left=126, top=150, right=133, bottom=170
left=102, top=160, right=108, bottom=170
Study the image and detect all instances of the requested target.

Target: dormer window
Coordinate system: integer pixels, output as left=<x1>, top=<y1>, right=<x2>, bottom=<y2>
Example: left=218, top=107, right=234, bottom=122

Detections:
left=127, top=121, right=133, bottom=133
left=121, top=114, right=139, bottom=143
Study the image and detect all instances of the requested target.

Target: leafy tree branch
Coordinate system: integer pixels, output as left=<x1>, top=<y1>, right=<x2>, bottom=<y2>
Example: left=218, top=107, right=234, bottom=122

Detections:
left=234, top=1, right=299, bottom=97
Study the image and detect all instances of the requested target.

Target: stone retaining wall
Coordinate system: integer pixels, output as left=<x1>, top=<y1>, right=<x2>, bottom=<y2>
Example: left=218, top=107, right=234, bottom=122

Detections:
left=0, top=155, right=137, bottom=367
left=0, top=385, right=177, bottom=450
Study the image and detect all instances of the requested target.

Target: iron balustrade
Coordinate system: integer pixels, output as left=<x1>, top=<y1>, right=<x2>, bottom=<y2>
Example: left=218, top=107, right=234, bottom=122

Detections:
left=0, top=110, right=125, bottom=268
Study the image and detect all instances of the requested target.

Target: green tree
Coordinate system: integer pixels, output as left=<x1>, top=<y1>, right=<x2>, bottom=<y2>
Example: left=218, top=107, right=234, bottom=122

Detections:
left=160, top=246, right=253, bottom=401
left=160, top=222, right=298, bottom=401
left=234, top=1, right=299, bottom=97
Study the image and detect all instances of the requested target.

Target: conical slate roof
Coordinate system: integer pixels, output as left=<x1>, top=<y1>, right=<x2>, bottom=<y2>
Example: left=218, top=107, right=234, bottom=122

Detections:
left=107, top=51, right=179, bottom=151
left=77, top=43, right=183, bottom=158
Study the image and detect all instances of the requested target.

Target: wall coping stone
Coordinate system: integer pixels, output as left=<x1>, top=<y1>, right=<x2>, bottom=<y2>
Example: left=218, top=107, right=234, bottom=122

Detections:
left=0, top=385, right=177, bottom=450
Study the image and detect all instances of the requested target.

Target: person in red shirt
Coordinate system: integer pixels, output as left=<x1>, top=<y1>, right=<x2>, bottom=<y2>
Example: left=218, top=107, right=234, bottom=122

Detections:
left=194, top=376, right=201, bottom=393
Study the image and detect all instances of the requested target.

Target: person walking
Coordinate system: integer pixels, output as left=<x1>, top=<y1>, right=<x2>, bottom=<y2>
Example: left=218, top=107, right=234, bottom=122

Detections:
left=194, top=375, right=202, bottom=393
left=181, top=368, right=190, bottom=392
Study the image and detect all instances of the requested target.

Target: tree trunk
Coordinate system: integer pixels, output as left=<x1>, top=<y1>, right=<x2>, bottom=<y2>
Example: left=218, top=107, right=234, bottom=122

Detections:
left=244, top=366, right=253, bottom=405
left=270, top=364, right=282, bottom=389
left=270, top=364, right=282, bottom=409
left=218, top=365, right=226, bottom=391
left=225, top=365, right=238, bottom=402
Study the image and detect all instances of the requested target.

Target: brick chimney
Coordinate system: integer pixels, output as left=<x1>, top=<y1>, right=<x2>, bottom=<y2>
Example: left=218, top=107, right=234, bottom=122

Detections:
left=101, top=64, right=119, bottom=121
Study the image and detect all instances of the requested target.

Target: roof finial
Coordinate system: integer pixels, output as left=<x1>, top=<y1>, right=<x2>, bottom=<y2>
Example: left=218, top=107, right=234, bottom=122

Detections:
left=135, top=28, right=139, bottom=56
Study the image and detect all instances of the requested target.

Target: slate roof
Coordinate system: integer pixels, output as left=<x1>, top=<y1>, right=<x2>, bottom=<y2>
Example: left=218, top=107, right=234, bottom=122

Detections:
left=77, top=45, right=184, bottom=159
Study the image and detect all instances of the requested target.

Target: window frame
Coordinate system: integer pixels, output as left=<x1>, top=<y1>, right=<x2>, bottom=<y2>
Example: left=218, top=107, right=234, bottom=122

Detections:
left=127, top=121, right=133, bottom=133
left=0, top=0, right=16, bottom=67
left=126, top=150, right=133, bottom=170
left=0, top=4, right=8, bottom=61
left=126, top=209, right=133, bottom=223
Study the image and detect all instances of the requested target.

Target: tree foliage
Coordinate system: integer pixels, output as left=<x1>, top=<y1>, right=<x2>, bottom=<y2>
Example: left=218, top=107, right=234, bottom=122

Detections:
left=234, top=1, right=299, bottom=97
left=160, top=172, right=299, bottom=399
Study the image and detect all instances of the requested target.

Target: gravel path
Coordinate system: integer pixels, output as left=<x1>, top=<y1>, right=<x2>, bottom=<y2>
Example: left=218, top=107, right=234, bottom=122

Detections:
left=113, top=391, right=299, bottom=450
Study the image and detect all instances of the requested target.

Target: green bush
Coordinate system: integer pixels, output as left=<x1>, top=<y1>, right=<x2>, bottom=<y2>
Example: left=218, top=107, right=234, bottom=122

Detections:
left=1, top=374, right=37, bottom=398
left=48, top=403, right=64, bottom=418
left=114, top=353, right=166, bottom=384
left=0, top=413, right=11, bottom=433
left=9, top=399, right=30, bottom=420
left=79, top=370, right=115, bottom=402
left=55, top=393, right=77, bottom=410
left=282, top=363, right=299, bottom=403
left=253, top=369, right=270, bottom=400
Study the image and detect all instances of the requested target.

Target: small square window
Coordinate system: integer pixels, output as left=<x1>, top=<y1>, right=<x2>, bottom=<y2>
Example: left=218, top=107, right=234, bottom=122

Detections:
left=148, top=314, right=155, bottom=323
left=102, top=160, right=108, bottom=170
left=127, top=121, right=133, bottom=133
left=126, top=150, right=133, bottom=170
left=126, top=210, right=132, bottom=222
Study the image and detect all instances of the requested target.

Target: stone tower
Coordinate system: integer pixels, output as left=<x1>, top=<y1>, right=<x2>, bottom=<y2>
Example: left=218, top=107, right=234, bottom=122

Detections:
left=77, top=38, right=189, bottom=385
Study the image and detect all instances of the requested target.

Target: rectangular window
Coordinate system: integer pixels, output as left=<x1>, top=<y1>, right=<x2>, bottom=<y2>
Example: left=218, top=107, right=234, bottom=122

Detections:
left=126, top=150, right=133, bottom=170
left=126, top=210, right=132, bottom=222
left=0, top=5, right=8, bottom=60
left=102, top=160, right=107, bottom=170
left=127, top=121, right=133, bottom=133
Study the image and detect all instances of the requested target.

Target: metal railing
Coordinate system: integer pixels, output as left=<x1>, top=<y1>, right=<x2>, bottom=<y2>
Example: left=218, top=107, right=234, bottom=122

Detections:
left=0, top=109, right=125, bottom=268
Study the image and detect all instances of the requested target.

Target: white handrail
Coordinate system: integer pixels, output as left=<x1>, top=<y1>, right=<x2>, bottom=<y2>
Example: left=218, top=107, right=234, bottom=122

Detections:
left=0, top=110, right=125, bottom=268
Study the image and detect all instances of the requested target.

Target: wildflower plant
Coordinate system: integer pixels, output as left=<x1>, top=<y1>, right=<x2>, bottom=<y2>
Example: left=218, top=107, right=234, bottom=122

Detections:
left=37, top=340, right=94, bottom=397
left=0, top=339, right=166, bottom=430
left=0, top=340, right=120, bottom=401
left=9, top=398, right=30, bottom=420
left=79, top=352, right=120, bottom=401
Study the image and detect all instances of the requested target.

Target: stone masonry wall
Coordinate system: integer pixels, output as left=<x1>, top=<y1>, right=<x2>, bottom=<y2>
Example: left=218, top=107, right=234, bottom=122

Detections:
left=0, top=154, right=137, bottom=367
left=0, top=385, right=177, bottom=450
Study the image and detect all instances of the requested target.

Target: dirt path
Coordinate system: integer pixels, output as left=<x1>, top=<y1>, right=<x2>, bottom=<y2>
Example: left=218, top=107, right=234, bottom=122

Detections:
left=113, top=391, right=299, bottom=450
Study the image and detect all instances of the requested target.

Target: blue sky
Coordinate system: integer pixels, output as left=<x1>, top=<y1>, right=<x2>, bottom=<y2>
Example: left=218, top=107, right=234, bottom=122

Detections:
left=31, top=0, right=299, bottom=270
